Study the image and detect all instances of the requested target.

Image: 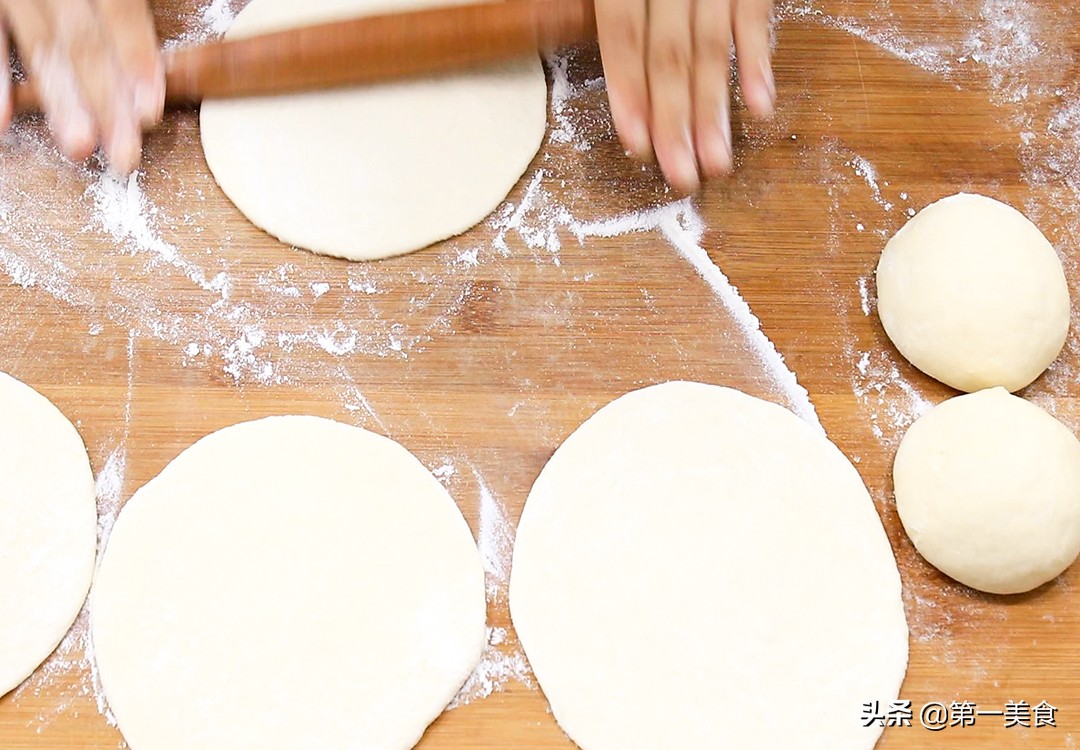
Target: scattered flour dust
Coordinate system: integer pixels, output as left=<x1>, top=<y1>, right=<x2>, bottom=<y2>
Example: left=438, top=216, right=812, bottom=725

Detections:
left=857, top=275, right=874, bottom=316
left=87, top=171, right=231, bottom=295
left=199, top=0, right=239, bottom=35
left=475, top=471, right=514, bottom=601
left=850, top=348, right=933, bottom=445
left=0, top=0, right=818, bottom=421
left=8, top=0, right=1075, bottom=728
left=546, top=50, right=610, bottom=153
left=651, top=206, right=820, bottom=428
left=847, top=155, right=893, bottom=212
left=488, top=170, right=820, bottom=427
left=11, top=443, right=126, bottom=735
left=777, top=0, right=956, bottom=75
left=166, top=0, right=239, bottom=48
left=449, top=470, right=532, bottom=709
left=825, top=146, right=934, bottom=449
left=798, top=0, right=1060, bottom=675
left=430, top=459, right=457, bottom=485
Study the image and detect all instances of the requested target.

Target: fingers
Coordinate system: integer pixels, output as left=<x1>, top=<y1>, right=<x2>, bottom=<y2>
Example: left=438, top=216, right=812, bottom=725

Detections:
left=2, top=0, right=97, bottom=159
left=97, top=0, right=164, bottom=127
left=0, top=18, right=13, bottom=133
left=598, top=0, right=777, bottom=189
left=0, top=0, right=157, bottom=172
left=733, top=0, right=775, bottom=118
left=646, top=0, right=699, bottom=193
left=55, top=0, right=141, bottom=172
left=595, top=0, right=652, bottom=160
left=693, top=0, right=733, bottom=178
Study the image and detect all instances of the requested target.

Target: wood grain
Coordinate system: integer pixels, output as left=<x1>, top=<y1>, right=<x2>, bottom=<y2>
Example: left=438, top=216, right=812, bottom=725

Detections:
left=3, top=0, right=1080, bottom=748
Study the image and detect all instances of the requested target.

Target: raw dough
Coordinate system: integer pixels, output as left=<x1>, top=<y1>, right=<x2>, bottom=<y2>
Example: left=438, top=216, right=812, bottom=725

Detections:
left=200, top=0, right=548, bottom=261
left=894, top=387, right=1080, bottom=595
left=91, top=416, right=485, bottom=750
left=876, top=193, right=1070, bottom=392
left=0, top=371, right=96, bottom=697
left=510, top=382, right=909, bottom=750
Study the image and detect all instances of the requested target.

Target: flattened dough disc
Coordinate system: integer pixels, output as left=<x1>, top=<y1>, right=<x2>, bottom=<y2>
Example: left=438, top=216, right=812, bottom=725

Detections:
left=510, top=382, right=909, bottom=750
left=200, top=0, right=548, bottom=261
left=0, top=371, right=96, bottom=697
left=92, top=416, right=485, bottom=750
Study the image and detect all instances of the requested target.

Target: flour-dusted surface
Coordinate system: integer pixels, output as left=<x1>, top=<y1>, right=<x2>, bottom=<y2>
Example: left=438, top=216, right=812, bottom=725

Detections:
left=3, top=0, right=1080, bottom=747
left=447, top=469, right=532, bottom=709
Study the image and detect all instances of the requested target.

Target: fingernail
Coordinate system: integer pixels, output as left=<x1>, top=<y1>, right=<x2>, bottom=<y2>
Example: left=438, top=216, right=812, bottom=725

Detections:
left=719, top=96, right=733, bottom=159
left=671, top=129, right=700, bottom=191
left=34, top=47, right=95, bottom=156
left=108, top=121, right=140, bottom=175
left=701, top=97, right=734, bottom=178
left=0, top=74, right=11, bottom=131
left=135, top=62, right=166, bottom=125
left=623, top=115, right=652, bottom=160
left=134, top=81, right=154, bottom=123
left=56, top=100, right=95, bottom=158
left=761, top=59, right=777, bottom=103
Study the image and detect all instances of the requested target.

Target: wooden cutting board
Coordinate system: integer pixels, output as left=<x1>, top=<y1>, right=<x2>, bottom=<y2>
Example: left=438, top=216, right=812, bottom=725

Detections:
left=2, top=1, right=1078, bottom=748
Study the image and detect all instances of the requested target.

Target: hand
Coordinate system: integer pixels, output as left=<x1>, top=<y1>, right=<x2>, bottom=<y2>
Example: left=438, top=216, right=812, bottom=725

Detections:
left=0, top=0, right=163, bottom=173
left=596, top=0, right=776, bottom=193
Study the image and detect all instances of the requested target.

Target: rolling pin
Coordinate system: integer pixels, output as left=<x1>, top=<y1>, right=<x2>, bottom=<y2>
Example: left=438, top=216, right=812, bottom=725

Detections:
left=14, top=0, right=597, bottom=113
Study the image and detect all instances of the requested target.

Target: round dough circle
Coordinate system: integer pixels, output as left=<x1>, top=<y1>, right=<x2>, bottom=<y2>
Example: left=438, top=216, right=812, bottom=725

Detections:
left=91, top=416, right=485, bottom=750
left=200, top=0, right=548, bottom=261
left=510, top=382, right=909, bottom=750
left=876, top=193, right=1070, bottom=392
left=0, top=371, right=96, bottom=697
left=894, top=387, right=1080, bottom=594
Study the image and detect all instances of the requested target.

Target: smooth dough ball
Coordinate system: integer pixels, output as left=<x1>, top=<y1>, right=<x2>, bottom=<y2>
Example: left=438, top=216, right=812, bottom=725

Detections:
left=0, top=371, right=96, bottom=697
left=895, top=387, right=1080, bottom=594
left=200, top=0, right=548, bottom=261
left=92, top=416, right=485, bottom=750
left=876, top=193, right=1070, bottom=392
left=510, top=382, right=909, bottom=750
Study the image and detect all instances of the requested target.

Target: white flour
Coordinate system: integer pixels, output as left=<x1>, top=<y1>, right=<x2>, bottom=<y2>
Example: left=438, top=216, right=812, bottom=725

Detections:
left=167, top=0, right=239, bottom=47
left=11, top=441, right=127, bottom=732
left=449, top=625, right=532, bottom=711
left=824, top=146, right=934, bottom=449
left=547, top=50, right=610, bottom=154
left=0, top=1, right=816, bottom=417
left=851, top=347, right=933, bottom=445
left=474, top=471, right=514, bottom=600
left=807, top=0, right=1080, bottom=687
left=10, top=323, right=135, bottom=735
left=6, top=0, right=1080, bottom=734
left=857, top=275, right=873, bottom=316
left=430, top=459, right=456, bottom=484
left=778, top=0, right=956, bottom=75
left=449, top=470, right=532, bottom=708
left=488, top=174, right=819, bottom=425
left=848, top=155, right=893, bottom=212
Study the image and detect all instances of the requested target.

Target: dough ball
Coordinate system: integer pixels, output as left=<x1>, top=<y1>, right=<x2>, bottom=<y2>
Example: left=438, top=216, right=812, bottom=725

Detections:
left=200, top=0, right=548, bottom=261
left=895, top=387, right=1080, bottom=594
left=92, top=416, right=485, bottom=750
left=0, top=371, right=96, bottom=697
left=510, top=382, right=908, bottom=750
left=876, top=193, right=1070, bottom=392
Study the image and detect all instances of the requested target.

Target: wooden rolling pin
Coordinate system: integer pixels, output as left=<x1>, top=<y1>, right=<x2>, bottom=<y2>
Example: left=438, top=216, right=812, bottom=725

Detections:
left=14, top=0, right=597, bottom=113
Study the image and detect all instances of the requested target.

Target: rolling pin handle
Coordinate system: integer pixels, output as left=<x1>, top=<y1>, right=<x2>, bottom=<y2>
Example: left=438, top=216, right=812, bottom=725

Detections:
left=535, top=0, right=598, bottom=52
